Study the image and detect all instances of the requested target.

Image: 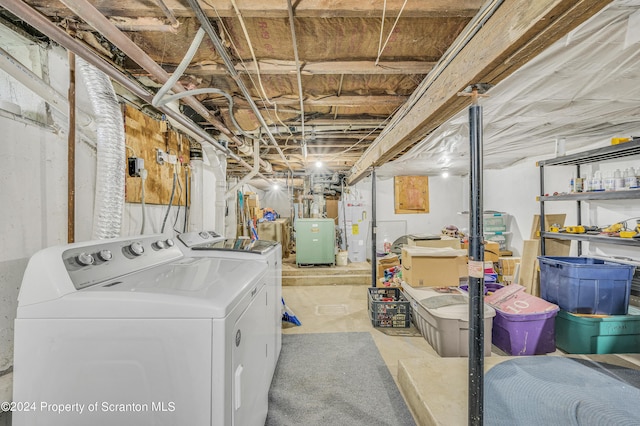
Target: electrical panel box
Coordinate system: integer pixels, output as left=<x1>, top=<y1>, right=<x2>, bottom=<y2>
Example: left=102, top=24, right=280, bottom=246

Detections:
left=295, top=218, right=336, bottom=266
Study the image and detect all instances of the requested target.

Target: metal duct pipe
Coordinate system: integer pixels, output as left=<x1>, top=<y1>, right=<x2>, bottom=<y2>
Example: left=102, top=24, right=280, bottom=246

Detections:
left=58, top=0, right=274, bottom=175
left=225, top=139, right=261, bottom=199
left=77, top=57, right=125, bottom=239
left=186, top=0, right=292, bottom=172
left=0, top=0, right=275, bottom=182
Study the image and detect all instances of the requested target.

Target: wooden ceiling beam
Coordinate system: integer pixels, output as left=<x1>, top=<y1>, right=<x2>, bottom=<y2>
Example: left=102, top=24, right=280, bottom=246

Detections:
left=348, top=0, right=614, bottom=184
left=135, top=60, right=434, bottom=76
left=205, top=95, right=407, bottom=108
left=25, top=0, right=484, bottom=19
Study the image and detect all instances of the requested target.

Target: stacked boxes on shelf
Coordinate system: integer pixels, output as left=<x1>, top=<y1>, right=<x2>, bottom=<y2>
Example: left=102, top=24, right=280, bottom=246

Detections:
left=538, top=256, right=639, bottom=354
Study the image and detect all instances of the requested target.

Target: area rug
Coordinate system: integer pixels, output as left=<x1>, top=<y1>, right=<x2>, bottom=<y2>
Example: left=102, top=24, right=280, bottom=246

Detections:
left=485, top=356, right=640, bottom=425
left=265, top=332, right=415, bottom=426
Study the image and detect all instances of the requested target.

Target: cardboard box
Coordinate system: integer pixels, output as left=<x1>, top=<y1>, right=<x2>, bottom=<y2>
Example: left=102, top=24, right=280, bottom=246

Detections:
left=462, top=241, right=500, bottom=262
left=257, top=218, right=291, bottom=258
left=408, top=235, right=461, bottom=249
left=401, top=246, right=467, bottom=287
left=484, top=241, right=500, bottom=262
left=377, top=254, right=400, bottom=281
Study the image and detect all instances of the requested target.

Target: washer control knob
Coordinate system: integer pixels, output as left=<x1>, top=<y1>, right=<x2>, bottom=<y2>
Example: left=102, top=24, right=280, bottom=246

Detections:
left=76, top=252, right=94, bottom=266
left=153, top=240, right=167, bottom=250
left=129, top=242, right=145, bottom=256
left=97, top=249, right=113, bottom=261
left=165, top=238, right=175, bottom=247
left=199, top=231, right=209, bottom=239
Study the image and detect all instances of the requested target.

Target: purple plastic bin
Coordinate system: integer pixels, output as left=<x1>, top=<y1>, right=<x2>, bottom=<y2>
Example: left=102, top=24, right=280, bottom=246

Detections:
left=485, top=284, right=559, bottom=355
left=492, top=309, right=558, bottom=355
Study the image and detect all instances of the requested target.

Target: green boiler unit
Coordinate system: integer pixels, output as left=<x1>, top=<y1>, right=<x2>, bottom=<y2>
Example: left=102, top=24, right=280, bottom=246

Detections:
left=295, top=218, right=336, bottom=266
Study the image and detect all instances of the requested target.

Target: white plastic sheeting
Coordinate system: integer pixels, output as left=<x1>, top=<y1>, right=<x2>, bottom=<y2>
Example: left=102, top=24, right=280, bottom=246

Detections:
left=378, top=1, right=640, bottom=177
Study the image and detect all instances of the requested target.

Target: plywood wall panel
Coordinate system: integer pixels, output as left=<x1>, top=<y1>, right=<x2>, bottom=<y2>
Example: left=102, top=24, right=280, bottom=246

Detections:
left=124, top=105, right=190, bottom=206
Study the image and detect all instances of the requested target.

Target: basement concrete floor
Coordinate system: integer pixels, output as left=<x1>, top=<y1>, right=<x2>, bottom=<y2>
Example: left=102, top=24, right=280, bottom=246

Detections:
left=281, top=284, right=640, bottom=426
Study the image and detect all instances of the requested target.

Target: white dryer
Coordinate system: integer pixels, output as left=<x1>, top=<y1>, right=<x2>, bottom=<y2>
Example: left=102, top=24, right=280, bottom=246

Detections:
left=13, top=234, right=270, bottom=426
left=177, top=231, right=282, bottom=393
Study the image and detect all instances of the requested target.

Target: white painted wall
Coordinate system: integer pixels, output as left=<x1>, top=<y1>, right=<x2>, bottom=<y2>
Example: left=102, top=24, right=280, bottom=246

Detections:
left=352, top=175, right=465, bottom=254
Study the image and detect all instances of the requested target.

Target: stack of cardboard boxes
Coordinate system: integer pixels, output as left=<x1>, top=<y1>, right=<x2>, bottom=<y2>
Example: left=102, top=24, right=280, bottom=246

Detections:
left=399, top=235, right=509, bottom=288
left=244, top=192, right=262, bottom=221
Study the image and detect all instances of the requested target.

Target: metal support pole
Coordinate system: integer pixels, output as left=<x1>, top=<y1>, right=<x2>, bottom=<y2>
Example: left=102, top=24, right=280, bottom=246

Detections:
left=468, top=88, right=485, bottom=426
left=371, top=167, right=377, bottom=287
left=539, top=164, right=546, bottom=255
left=68, top=51, right=76, bottom=243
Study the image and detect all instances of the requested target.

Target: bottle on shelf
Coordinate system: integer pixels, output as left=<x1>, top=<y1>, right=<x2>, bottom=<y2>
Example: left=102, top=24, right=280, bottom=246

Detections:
left=603, top=171, right=615, bottom=191
left=591, top=171, right=603, bottom=191
left=624, top=168, right=637, bottom=189
left=614, top=169, right=624, bottom=190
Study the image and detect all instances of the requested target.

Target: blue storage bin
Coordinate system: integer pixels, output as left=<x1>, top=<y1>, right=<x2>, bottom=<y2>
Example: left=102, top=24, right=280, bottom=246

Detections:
left=538, top=256, right=635, bottom=315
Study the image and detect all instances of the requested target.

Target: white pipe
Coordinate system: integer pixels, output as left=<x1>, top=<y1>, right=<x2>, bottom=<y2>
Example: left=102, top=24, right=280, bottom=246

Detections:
left=211, top=148, right=228, bottom=234
left=225, top=139, right=260, bottom=199
left=77, top=57, right=125, bottom=239
left=188, top=142, right=204, bottom=232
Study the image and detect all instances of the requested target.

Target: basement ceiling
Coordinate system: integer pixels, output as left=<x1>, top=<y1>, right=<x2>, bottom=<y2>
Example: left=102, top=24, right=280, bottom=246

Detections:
left=0, top=0, right=625, bottom=183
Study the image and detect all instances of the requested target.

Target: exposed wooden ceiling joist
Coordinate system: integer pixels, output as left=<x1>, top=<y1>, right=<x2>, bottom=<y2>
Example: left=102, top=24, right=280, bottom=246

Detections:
left=347, top=0, right=614, bottom=184
left=205, top=95, right=407, bottom=108
left=26, top=0, right=485, bottom=19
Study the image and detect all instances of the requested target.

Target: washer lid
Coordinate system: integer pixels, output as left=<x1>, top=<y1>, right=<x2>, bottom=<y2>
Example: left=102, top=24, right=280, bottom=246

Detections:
left=192, top=238, right=279, bottom=254
left=18, top=257, right=267, bottom=319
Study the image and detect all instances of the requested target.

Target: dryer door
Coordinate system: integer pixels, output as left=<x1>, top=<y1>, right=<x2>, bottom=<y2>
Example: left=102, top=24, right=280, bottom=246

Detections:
left=231, top=284, right=270, bottom=426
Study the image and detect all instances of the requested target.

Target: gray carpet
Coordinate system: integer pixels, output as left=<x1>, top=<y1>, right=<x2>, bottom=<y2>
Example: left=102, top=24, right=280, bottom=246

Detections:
left=265, top=332, right=415, bottom=426
left=485, top=357, right=640, bottom=425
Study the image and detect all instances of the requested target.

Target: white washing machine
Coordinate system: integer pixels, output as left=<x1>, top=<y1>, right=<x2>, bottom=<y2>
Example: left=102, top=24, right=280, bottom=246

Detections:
left=13, top=234, right=270, bottom=426
left=177, top=231, right=282, bottom=393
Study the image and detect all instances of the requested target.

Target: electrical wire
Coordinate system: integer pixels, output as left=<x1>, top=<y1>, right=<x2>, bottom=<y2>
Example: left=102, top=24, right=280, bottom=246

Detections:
left=140, top=168, right=147, bottom=234
left=183, top=167, right=189, bottom=232
left=375, top=0, right=408, bottom=66
left=172, top=169, right=183, bottom=231
left=161, top=167, right=177, bottom=233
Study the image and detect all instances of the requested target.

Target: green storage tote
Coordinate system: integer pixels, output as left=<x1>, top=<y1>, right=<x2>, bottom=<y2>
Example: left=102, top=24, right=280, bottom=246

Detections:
left=555, top=306, right=640, bottom=354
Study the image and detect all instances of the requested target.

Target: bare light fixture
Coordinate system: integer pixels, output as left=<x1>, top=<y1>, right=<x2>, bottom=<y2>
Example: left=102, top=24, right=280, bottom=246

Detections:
left=315, top=160, right=323, bottom=168
left=272, top=183, right=280, bottom=191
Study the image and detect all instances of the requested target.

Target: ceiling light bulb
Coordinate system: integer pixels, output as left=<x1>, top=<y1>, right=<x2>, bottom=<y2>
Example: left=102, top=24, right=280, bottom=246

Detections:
left=442, top=171, right=449, bottom=178
left=315, top=161, right=323, bottom=168
left=272, top=184, right=280, bottom=191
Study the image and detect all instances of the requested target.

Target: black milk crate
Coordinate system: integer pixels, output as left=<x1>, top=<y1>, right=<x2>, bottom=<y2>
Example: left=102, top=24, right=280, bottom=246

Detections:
left=368, top=287, right=411, bottom=328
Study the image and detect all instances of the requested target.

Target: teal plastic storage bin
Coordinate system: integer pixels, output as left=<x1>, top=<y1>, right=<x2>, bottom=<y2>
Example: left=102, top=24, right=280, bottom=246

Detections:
left=555, top=307, right=640, bottom=354
left=538, top=256, right=635, bottom=315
